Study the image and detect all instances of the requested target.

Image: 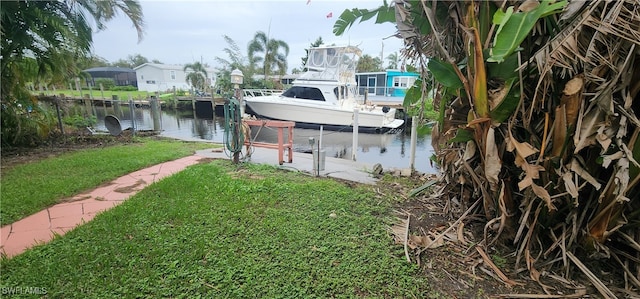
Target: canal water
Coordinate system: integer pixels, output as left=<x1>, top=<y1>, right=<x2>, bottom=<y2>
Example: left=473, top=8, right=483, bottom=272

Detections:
left=90, top=101, right=437, bottom=174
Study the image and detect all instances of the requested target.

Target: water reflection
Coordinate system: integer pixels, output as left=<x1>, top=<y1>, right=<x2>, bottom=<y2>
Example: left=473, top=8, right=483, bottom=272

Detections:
left=90, top=102, right=437, bottom=173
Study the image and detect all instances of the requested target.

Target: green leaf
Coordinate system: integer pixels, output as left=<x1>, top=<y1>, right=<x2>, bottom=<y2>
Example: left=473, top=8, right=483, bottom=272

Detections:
left=403, top=80, right=422, bottom=107
left=333, top=3, right=395, bottom=36
left=448, top=129, right=474, bottom=143
left=428, top=58, right=463, bottom=89
left=486, top=52, right=519, bottom=80
left=489, top=78, right=521, bottom=123
left=488, top=0, right=567, bottom=63
left=409, top=180, right=437, bottom=197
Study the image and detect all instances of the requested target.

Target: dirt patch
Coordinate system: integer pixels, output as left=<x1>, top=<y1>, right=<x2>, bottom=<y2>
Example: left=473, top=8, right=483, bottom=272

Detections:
left=375, top=173, right=626, bottom=298
left=114, top=179, right=147, bottom=193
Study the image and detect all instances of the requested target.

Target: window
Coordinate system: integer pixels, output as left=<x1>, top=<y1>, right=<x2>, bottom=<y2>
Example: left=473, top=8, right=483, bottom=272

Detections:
left=282, top=86, right=325, bottom=101
left=146, top=80, right=156, bottom=84
left=170, top=71, right=176, bottom=80
left=393, top=76, right=416, bottom=89
left=141, top=75, right=144, bottom=80
left=333, top=86, right=347, bottom=99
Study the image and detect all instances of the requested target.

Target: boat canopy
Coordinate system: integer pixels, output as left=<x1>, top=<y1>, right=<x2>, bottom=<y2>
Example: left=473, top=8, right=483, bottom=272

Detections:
left=298, top=45, right=361, bottom=84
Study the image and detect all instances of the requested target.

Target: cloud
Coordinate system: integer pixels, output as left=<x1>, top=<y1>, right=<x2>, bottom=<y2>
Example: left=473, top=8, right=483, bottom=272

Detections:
left=92, top=0, right=404, bottom=72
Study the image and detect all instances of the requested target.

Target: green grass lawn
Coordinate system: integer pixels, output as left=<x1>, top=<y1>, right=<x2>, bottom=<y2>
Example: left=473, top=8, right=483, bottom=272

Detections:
left=0, top=161, right=435, bottom=298
left=0, top=138, right=214, bottom=225
left=35, top=89, right=153, bottom=100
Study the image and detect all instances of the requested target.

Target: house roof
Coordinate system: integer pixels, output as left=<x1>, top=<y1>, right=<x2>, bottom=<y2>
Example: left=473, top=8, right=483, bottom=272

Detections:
left=134, top=63, right=185, bottom=71
left=84, top=66, right=135, bottom=73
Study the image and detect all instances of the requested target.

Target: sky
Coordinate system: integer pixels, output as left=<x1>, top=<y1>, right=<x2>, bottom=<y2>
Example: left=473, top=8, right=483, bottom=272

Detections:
left=91, top=0, right=404, bottom=73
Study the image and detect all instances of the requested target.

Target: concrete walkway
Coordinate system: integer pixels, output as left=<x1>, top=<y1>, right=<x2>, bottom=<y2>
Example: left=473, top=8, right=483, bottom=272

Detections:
left=0, top=155, right=203, bottom=258
left=0, top=147, right=383, bottom=258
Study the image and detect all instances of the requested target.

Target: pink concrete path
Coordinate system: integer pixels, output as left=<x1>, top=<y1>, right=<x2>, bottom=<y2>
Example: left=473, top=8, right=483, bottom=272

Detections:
left=0, top=155, right=204, bottom=258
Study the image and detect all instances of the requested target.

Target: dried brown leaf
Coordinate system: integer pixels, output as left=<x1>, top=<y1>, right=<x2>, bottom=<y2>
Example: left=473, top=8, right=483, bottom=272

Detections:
left=551, top=105, right=567, bottom=157
left=561, top=171, right=579, bottom=199
left=531, top=182, right=556, bottom=211
left=569, top=159, right=602, bottom=190
left=574, top=104, right=605, bottom=153
left=510, top=136, right=539, bottom=159
left=485, top=127, right=502, bottom=192
left=463, top=140, right=476, bottom=161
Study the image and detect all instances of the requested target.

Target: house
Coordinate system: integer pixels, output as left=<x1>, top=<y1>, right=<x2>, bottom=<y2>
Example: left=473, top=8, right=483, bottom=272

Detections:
left=133, top=63, right=217, bottom=92
left=355, top=70, right=420, bottom=99
left=83, top=66, right=137, bottom=87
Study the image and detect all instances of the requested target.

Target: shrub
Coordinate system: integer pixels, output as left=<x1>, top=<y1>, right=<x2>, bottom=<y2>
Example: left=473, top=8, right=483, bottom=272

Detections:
left=63, top=114, right=97, bottom=129
left=94, top=78, right=115, bottom=90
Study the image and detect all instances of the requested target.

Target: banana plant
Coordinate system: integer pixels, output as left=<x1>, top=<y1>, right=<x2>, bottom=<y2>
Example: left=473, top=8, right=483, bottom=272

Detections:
left=334, top=1, right=640, bottom=295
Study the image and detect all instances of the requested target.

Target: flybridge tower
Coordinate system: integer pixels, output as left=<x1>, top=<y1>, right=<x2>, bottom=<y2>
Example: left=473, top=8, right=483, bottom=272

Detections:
left=298, top=45, right=362, bottom=84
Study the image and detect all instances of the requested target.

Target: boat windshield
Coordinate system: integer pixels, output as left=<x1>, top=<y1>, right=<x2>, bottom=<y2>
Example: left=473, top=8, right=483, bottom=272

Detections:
left=282, top=86, right=325, bottom=101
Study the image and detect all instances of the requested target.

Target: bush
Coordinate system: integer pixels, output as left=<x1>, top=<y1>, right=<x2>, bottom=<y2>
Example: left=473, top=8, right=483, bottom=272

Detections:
left=94, top=78, right=115, bottom=90
left=63, top=115, right=97, bottom=129
left=111, top=85, right=138, bottom=91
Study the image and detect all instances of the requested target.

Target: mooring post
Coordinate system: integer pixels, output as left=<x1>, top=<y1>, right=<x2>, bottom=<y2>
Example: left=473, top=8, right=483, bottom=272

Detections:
left=150, top=96, right=161, bottom=132
left=410, top=116, right=417, bottom=171
left=352, top=108, right=359, bottom=161
left=55, top=97, right=64, bottom=135
left=112, top=95, right=121, bottom=118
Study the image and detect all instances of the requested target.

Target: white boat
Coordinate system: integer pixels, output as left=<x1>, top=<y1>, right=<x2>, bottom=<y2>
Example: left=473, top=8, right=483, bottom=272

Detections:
left=244, top=45, right=404, bottom=133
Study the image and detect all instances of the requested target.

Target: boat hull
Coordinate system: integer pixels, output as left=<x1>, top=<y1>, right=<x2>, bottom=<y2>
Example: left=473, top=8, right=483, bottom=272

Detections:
left=244, top=97, right=404, bottom=133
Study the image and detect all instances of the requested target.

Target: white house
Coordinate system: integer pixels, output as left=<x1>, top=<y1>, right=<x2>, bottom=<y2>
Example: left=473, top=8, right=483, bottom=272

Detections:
left=134, top=63, right=217, bottom=92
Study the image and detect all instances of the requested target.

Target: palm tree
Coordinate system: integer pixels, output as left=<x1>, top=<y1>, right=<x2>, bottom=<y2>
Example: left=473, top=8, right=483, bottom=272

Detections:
left=356, top=54, right=383, bottom=72
left=1, top=0, right=144, bottom=146
left=334, top=0, right=640, bottom=296
left=247, top=31, right=290, bottom=79
left=385, top=52, right=399, bottom=69
left=183, top=62, right=208, bottom=93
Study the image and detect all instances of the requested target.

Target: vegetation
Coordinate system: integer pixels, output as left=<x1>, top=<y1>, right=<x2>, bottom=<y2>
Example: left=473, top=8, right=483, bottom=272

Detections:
left=36, top=89, right=150, bottom=100
left=386, top=51, right=399, bottom=69
left=1, top=0, right=145, bottom=148
left=0, top=138, right=212, bottom=225
left=0, top=161, right=434, bottom=297
left=248, top=31, right=290, bottom=78
left=111, top=53, right=160, bottom=69
left=215, top=33, right=292, bottom=93
left=335, top=0, right=640, bottom=296
left=356, top=54, right=383, bottom=72
left=183, top=61, right=209, bottom=92
left=214, top=35, right=254, bottom=95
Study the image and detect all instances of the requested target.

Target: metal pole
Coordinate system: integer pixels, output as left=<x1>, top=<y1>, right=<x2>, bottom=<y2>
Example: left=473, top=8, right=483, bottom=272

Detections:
left=319, top=125, right=323, bottom=149
left=409, top=116, right=417, bottom=171
left=352, top=108, right=359, bottom=161
left=233, top=86, right=240, bottom=164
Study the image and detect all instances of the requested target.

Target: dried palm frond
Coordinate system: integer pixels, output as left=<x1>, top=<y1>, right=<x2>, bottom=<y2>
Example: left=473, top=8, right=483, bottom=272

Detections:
left=391, top=0, right=640, bottom=296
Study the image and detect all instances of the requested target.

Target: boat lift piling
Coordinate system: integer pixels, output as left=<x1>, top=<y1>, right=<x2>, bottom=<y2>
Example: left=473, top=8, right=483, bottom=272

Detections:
left=409, top=116, right=418, bottom=171
left=352, top=108, right=359, bottom=161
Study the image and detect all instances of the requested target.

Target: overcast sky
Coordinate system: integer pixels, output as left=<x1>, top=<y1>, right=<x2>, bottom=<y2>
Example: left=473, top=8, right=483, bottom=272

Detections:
left=91, top=0, right=404, bottom=73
